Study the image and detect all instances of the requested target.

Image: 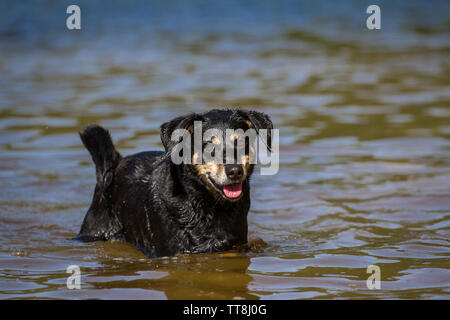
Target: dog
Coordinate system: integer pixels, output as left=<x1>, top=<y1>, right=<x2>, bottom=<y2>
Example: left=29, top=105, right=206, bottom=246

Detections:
left=75, top=109, right=273, bottom=257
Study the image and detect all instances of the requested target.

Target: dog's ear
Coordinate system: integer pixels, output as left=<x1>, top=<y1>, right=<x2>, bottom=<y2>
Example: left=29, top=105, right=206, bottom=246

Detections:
left=160, top=113, right=203, bottom=152
left=236, top=110, right=273, bottom=151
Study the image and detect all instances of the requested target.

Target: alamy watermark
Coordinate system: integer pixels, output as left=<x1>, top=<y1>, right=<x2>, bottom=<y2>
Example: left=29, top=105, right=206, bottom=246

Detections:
left=66, top=265, right=81, bottom=289
left=66, top=5, right=381, bottom=32
left=66, top=5, right=81, bottom=30
left=169, top=121, right=279, bottom=175
left=366, top=265, right=381, bottom=289
left=366, top=5, right=381, bottom=30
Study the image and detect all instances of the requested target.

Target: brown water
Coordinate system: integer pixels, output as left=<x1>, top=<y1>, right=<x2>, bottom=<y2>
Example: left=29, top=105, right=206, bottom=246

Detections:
left=0, top=1, right=450, bottom=299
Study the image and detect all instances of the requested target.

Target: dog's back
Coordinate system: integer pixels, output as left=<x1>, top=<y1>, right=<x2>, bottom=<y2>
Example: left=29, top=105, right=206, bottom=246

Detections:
left=77, top=125, right=164, bottom=243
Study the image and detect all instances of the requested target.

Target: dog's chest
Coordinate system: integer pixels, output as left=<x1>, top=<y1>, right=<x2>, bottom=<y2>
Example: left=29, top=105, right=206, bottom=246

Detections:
left=177, top=206, right=246, bottom=253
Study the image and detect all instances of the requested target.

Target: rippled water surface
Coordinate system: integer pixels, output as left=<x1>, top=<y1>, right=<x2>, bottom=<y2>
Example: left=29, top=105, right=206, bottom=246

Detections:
left=1, top=1, right=449, bottom=299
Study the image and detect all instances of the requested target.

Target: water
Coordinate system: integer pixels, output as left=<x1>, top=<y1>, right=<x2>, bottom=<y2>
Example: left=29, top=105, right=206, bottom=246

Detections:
left=0, top=0, right=449, bottom=299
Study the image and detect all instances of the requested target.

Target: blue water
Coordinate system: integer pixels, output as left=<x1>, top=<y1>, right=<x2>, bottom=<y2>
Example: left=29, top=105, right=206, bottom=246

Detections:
left=0, top=0, right=449, bottom=299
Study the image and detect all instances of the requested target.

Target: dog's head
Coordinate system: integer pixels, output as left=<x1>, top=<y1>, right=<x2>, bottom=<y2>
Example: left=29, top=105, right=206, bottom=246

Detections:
left=160, top=109, right=273, bottom=201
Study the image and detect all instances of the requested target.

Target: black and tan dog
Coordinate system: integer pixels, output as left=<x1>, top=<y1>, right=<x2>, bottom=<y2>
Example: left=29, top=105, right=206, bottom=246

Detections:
left=76, top=109, right=272, bottom=257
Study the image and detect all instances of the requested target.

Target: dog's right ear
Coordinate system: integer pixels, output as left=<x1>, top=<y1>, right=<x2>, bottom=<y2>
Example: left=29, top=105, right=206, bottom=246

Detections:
left=160, top=113, right=204, bottom=152
left=235, top=109, right=273, bottom=152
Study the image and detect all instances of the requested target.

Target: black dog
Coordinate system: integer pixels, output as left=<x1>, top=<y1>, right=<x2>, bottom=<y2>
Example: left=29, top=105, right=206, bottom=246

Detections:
left=76, top=109, right=273, bottom=257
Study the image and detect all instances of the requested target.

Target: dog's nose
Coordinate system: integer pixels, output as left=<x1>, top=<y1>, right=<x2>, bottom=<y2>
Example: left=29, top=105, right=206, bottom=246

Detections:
left=225, top=165, right=243, bottom=180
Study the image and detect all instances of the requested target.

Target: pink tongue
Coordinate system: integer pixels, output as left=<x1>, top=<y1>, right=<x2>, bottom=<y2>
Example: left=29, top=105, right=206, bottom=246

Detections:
left=223, top=183, right=242, bottom=198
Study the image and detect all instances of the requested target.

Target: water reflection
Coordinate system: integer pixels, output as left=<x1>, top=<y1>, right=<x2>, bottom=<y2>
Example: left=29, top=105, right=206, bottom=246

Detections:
left=86, top=246, right=257, bottom=300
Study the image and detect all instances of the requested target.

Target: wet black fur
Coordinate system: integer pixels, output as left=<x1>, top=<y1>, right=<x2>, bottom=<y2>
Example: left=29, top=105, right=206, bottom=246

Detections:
left=75, top=109, right=273, bottom=257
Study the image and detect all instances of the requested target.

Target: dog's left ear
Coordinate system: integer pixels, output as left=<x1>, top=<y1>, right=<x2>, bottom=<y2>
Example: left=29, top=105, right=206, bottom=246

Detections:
left=160, top=113, right=204, bottom=152
left=236, top=110, right=273, bottom=151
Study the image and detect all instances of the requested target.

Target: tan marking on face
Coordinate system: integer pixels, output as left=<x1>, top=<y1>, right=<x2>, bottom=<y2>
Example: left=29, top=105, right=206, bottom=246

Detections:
left=195, top=161, right=227, bottom=195
left=246, top=120, right=253, bottom=127
left=195, top=161, right=219, bottom=176
left=187, top=124, right=194, bottom=132
left=211, top=136, right=220, bottom=144
left=249, top=145, right=256, bottom=163
left=240, top=154, right=250, bottom=175
left=229, top=133, right=238, bottom=142
left=192, top=152, right=199, bottom=164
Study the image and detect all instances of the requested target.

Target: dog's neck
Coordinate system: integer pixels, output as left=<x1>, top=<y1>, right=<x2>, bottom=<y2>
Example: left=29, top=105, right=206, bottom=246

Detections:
left=163, top=163, right=250, bottom=253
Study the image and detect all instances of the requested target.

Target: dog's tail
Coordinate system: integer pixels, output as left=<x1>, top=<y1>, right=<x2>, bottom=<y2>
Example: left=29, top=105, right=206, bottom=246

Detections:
left=79, top=125, right=121, bottom=192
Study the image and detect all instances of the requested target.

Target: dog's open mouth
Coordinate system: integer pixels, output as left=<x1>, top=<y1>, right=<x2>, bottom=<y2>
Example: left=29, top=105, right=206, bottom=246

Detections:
left=222, top=183, right=242, bottom=199
left=208, top=176, right=243, bottom=200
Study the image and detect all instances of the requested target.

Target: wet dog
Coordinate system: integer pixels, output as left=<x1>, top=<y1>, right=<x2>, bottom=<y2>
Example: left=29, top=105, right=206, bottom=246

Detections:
left=76, top=109, right=273, bottom=257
